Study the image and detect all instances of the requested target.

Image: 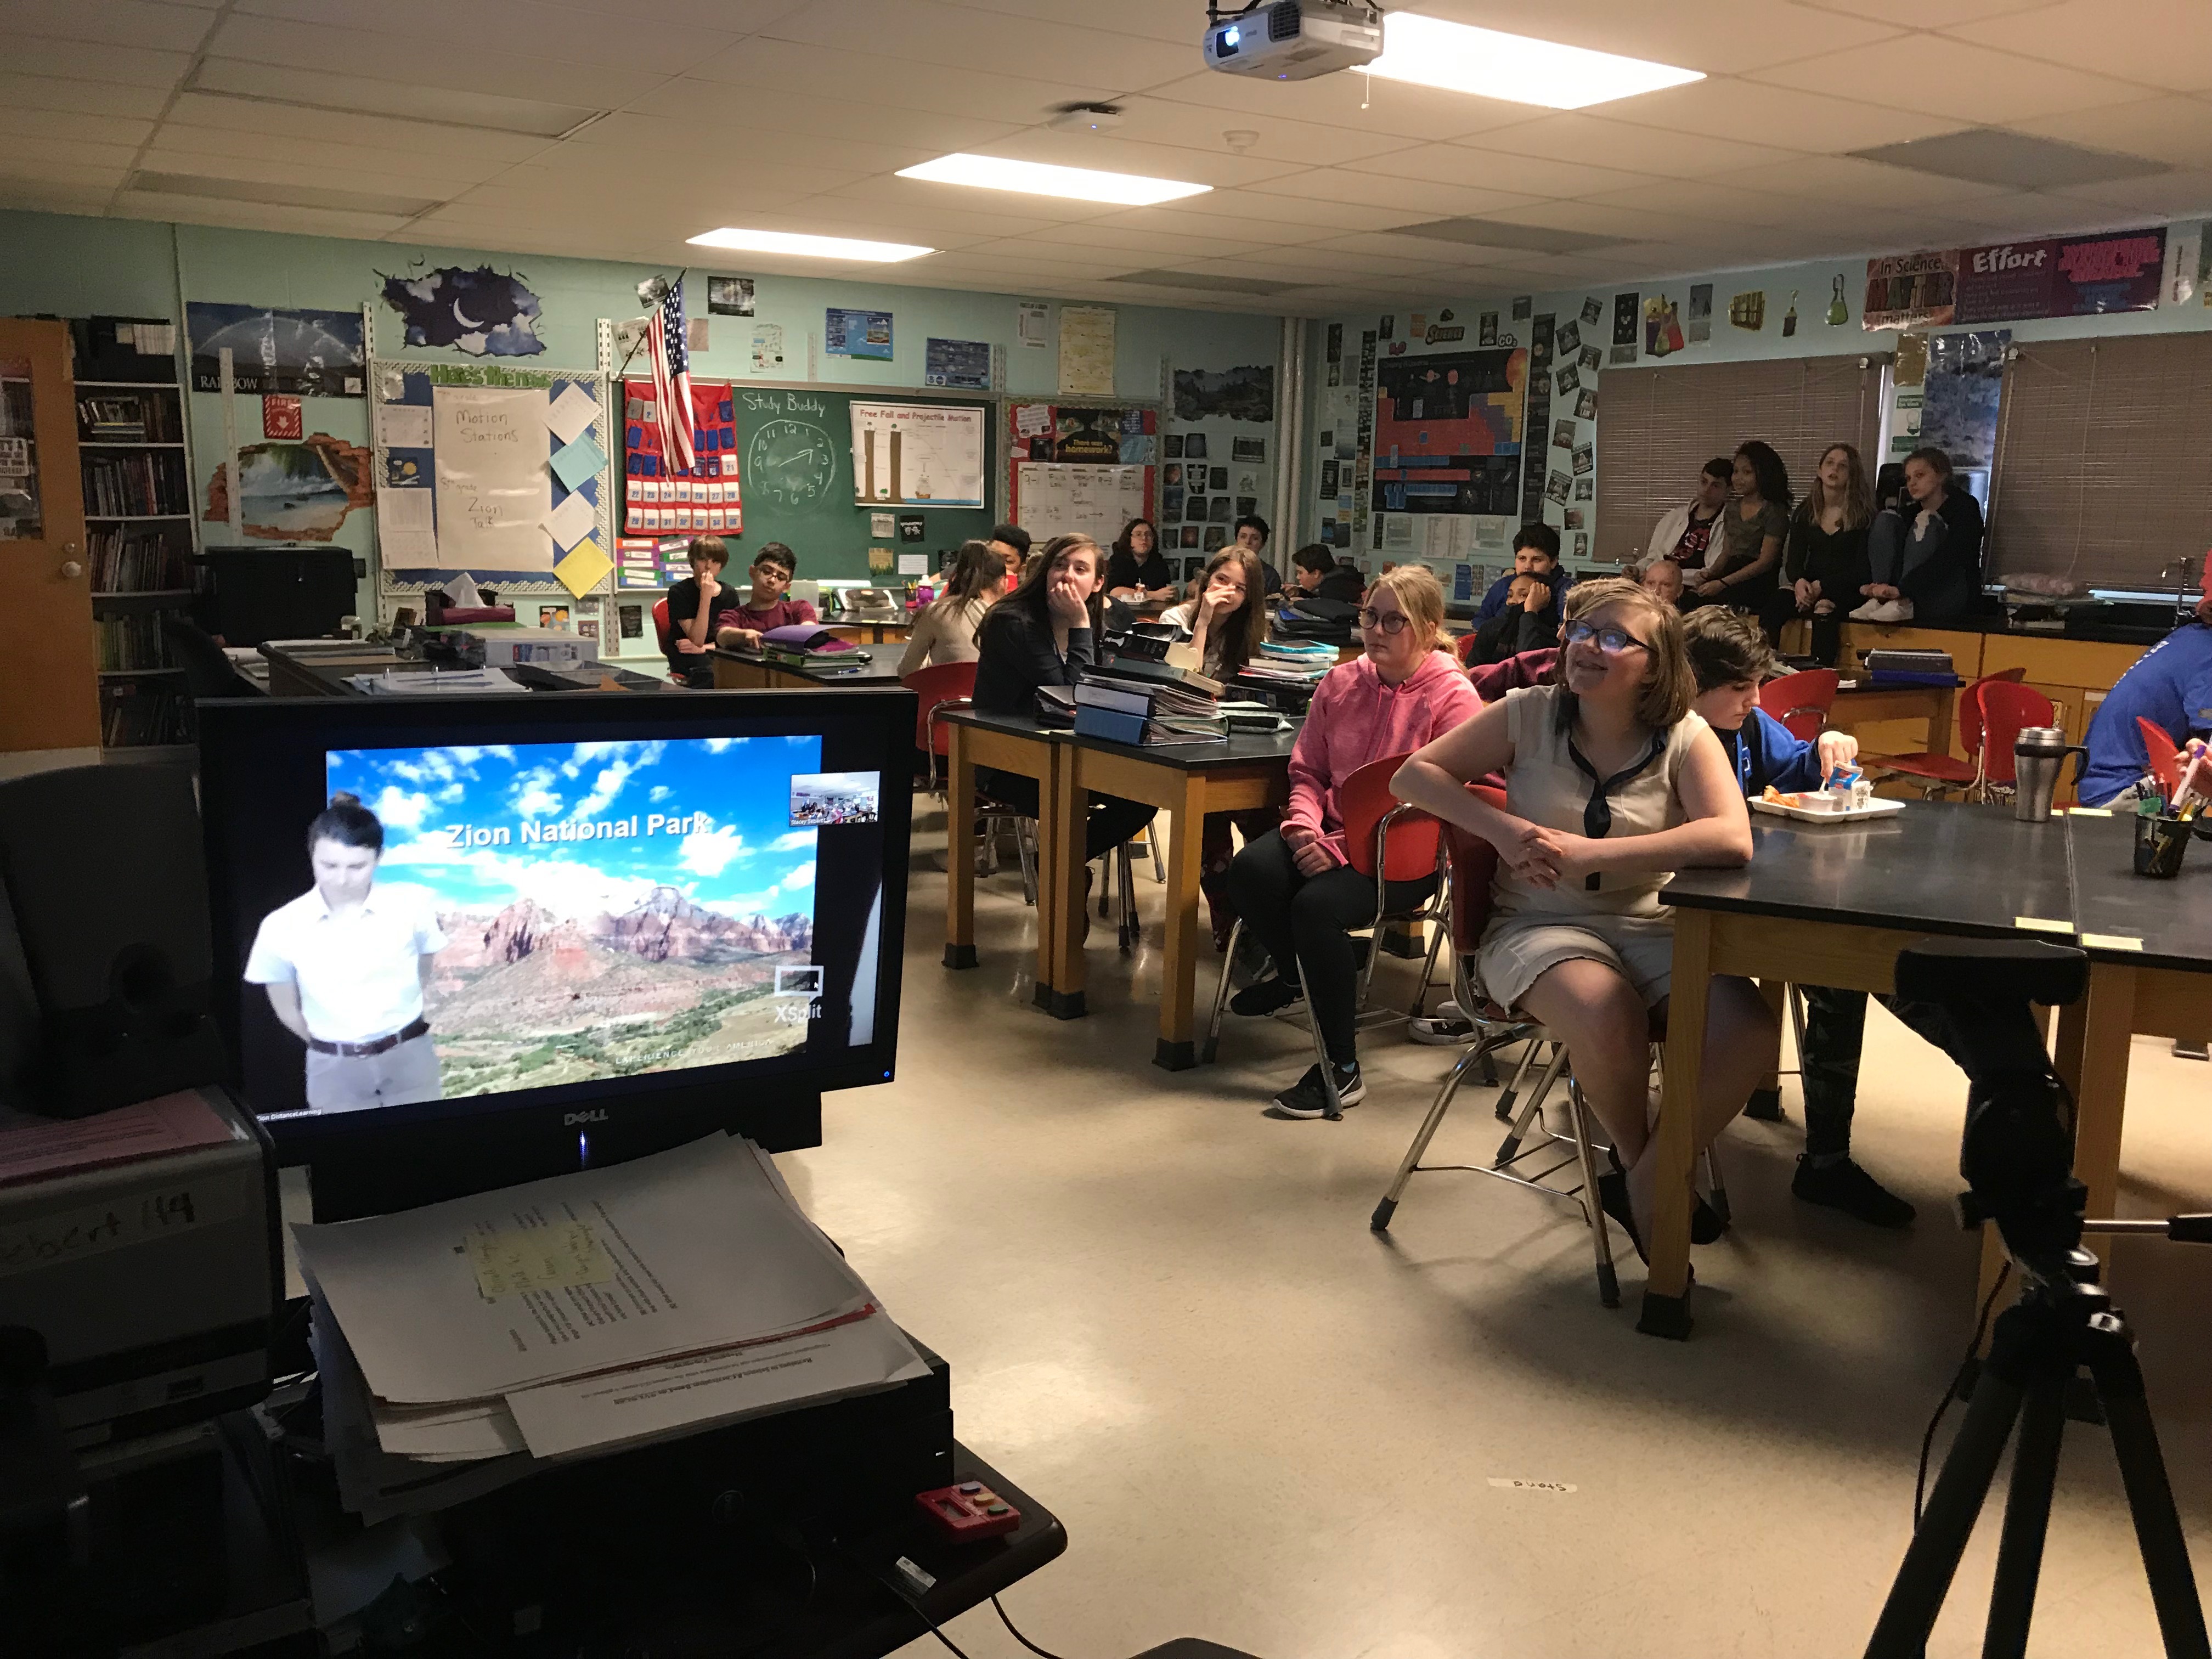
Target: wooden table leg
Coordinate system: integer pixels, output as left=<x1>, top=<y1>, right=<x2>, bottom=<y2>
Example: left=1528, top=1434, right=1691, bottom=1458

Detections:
left=1042, top=744, right=1087, bottom=1018
left=2071, top=964, right=2138, bottom=1264
left=943, top=725, right=978, bottom=970
left=1641, top=906, right=1714, bottom=1339
left=1929, top=684, right=1957, bottom=758
left=1154, top=775, right=1207, bottom=1070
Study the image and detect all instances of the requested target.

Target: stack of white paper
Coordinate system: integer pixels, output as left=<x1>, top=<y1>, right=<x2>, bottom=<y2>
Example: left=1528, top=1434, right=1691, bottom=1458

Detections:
left=297, top=1135, right=929, bottom=1522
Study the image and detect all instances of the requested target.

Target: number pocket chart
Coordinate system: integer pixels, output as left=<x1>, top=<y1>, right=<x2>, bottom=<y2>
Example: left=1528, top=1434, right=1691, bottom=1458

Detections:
left=622, top=377, right=742, bottom=539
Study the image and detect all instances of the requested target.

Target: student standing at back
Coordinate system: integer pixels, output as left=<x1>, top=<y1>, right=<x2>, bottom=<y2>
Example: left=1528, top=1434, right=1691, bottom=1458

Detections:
left=1476, top=526, right=1567, bottom=621
left=713, top=543, right=817, bottom=648
left=664, top=536, right=733, bottom=686
left=899, top=539, right=1006, bottom=678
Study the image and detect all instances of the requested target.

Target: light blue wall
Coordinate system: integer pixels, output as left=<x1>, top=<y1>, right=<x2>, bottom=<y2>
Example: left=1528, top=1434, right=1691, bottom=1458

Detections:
left=2, top=208, right=1283, bottom=610
left=1301, top=219, right=2212, bottom=577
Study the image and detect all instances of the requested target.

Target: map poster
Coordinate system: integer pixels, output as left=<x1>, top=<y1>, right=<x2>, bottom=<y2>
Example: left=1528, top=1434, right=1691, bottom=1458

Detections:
left=433, top=384, right=552, bottom=570
left=849, top=401, right=986, bottom=507
left=824, top=308, right=893, bottom=360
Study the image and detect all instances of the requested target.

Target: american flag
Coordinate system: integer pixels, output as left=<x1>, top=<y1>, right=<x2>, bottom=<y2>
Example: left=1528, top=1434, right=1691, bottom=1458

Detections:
left=648, top=276, right=696, bottom=472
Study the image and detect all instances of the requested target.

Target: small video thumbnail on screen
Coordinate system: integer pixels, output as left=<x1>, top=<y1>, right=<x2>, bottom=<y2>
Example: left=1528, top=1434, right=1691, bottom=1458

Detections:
left=789, top=771, right=880, bottom=826
left=242, top=737, right=845, bottom=1114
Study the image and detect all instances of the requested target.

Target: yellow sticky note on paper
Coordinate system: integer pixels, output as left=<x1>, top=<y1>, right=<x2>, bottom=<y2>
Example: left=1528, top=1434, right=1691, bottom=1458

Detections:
left=2015, top=916, right=2075, bottom=934
left=467, top=1220, right=616, bottom=1299
left=2080, top=933, right=2144, bottom=952
left=554, top=537, right=613, bottom=599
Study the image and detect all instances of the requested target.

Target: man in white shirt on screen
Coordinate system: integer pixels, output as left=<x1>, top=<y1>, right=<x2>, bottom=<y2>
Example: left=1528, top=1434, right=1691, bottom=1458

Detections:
left=244, top=792, right=448, bottom=1113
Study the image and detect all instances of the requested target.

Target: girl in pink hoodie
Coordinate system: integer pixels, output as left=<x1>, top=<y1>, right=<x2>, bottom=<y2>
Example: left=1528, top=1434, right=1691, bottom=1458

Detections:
left=1222, top=565, right=1480, bottom=1119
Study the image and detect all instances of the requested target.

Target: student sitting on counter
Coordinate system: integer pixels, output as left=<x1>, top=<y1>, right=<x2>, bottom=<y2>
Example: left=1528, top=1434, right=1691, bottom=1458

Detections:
left=1681, top=610, right=1945, bottom=1227
left=713, top=543, right=816, bottom=650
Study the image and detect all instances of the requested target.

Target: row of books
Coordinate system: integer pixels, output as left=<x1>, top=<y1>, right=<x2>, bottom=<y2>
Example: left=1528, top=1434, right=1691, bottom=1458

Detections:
left=77, top=392, right=182, bottom=444
left=1068, top=657, right=1282, bottom=746
left=1861, top=648, right=1959, bottom=688
left=83, top=450, right=189, bottom=517
left=88, top=525, right=194, bottom=592
left=1240, top=637, right=1336, bottom=687
left=97, top=611, right=173, bottom=672
left=99, top=680, right=190, bottom=748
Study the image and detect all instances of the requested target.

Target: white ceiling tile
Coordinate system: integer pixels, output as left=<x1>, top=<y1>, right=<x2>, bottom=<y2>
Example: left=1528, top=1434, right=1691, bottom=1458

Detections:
left=952, top=129, right=1307, bottom=190
left=620, top=79, right=1019, bottom=155
left=1109, top=191, right=1415, bottom=236
left=0, top=184, right=119, bottom=217
left=683, top=36, right=1115, bottom=116
left=980, top=221, right=1272, bottom=259
left=1302, top=230, right=1523, bottom=263
left=187, top=58, right=597, bottom=137
left=928, top=0, right=1192, bottom=44
left=1587, top=77, right=1963, bottom=153
left=1573, top=178, right=1825, bottom=228
left=0, top=136, right=144, bottom=172
left=5, top=0, right=212, bottom=52
left=1239, top=170, right=1548, bottom=219
left=11, top=35, right=191, bottom=88
left=1102, top=96, right=1417, bottom=168
left=1480, top=200, right=1737, bottom=246
left=1748, top=36, right=2152, bottom=123
left=558, top=110, right=940, bottom=177
left=162, top=92, right=554, bottom=163
left=204, top=16, right=657, bottom=107
left=1187, top=249, right=1456, bottom=280
left=0, top=72, right=171, bottom=119
left=146, top=131, right=503, bottom=192
left=1383, top=145, right=1664, bottom=199
left=1706, top=154, right=2012, bottom=206
left=1946, top=0, right=2212, bottom=94
left=2044, top=170, right=2212, bottom=219
left=807, top=179, right=1111, bottom=232
left=0, top=108, right=154, bottom=148
left=1471, top=112, right=1806, bottom=178
left=1402, top=0, right=1905, bottom=76
left=112, top=189, right=411, bottom=238
left=2006, top=97, right=2212, bottom=171
left=231, top=0, right=742, bottom=74
left=1796, top=0, right=2058, bottom=24
left=0, top=162, right=131, bottom=190
left=760, top=0, right=1195, bottom=89
left=1142, top=70, right=1542, bottom=145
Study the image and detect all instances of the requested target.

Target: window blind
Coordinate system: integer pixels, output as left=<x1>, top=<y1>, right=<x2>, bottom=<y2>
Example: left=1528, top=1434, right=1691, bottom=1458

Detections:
left=1988, top=335, right=2212, bottom=591
left=1594, top=354, right=1888, bottom=566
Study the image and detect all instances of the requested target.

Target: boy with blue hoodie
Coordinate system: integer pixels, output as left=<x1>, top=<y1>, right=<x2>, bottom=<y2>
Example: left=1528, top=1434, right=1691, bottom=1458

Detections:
left=1682, top=609, right=1938, bottom=1228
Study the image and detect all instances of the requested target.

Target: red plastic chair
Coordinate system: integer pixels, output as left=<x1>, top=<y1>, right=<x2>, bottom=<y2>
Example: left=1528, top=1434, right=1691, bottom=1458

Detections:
left=2136, top=716, right=2183, bottom=802
left=1757, top=669, right=1839, bottom=742
left=1864, top=667, right=2027, bottom=799
left=1976, top=680, right=2058, bottom=796
left=904, top=659, right=979, bottom=788
left=1202, top=753, right=1449, bottom=1107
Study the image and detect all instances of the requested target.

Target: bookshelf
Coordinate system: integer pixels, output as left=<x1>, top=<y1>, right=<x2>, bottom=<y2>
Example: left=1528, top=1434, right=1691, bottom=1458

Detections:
left=77, top=375, right=198, bottom=752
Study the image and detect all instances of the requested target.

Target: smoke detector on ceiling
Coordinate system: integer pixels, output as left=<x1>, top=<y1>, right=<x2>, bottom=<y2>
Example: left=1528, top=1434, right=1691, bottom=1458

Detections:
left=1047, top=102, right=1124, bottom=133
left=1223, top=129, right=1260, bottom=153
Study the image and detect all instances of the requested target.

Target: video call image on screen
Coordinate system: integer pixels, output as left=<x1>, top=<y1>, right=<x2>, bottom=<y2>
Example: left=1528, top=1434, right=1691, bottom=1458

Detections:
left=241, top=737, right=876, bottom=1116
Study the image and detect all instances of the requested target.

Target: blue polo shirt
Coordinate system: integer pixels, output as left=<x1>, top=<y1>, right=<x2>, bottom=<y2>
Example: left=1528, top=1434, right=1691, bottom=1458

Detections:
left=2080, top=623, right=2212, bottom=805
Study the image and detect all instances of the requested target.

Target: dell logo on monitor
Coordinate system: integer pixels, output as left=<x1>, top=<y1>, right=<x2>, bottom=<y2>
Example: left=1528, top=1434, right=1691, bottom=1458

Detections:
left=563, top=1109, right=610, bottom=1126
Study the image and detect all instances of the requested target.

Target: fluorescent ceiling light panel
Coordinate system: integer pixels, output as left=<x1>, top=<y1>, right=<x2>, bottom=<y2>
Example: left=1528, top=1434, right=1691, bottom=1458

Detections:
left=896, top=154, right=1210, bottom=207
left=1367, top=15, right=1702, bottom=110
left=686, top=227, right=933, bottom=262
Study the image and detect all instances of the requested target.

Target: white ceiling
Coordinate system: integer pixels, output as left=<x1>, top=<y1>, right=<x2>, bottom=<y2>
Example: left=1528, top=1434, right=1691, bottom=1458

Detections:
left=5, top=0, right=2212, bottom=314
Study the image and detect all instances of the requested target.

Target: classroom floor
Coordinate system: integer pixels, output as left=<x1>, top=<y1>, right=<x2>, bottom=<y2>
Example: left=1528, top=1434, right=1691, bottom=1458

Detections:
left=781, top=814, right=2212, bottom=1659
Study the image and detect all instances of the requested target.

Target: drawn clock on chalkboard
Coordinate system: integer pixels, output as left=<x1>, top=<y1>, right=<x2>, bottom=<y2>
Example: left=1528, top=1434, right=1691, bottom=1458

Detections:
left=747, top=418, right=837, bottom=511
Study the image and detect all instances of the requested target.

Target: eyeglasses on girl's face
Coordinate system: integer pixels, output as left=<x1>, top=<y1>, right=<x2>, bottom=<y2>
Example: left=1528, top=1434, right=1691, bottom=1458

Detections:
left=1357, top=606, right=1410, bottom=635
left=1563, top=619, right=1651, bottom=656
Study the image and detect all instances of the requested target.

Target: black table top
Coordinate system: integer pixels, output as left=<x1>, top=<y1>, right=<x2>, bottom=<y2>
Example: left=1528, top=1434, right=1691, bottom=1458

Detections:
left=1660, top=803, right=2077, bottom=940
left=941, top=706, right=1066, bottom=741
left=714, top=646, right=905, bottom=686
left=2066, top=811, right=2212, bottom=972
left=268, top=647, right=674, bottom=695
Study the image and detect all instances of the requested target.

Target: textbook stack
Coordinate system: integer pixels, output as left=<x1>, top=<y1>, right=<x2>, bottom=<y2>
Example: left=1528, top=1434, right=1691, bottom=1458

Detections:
left=1242, top=639, right=1335, bottom=686
left=759, top=623, right=862, bottom=669
left=1861, top=648, right=1959, bottom=688
left=1074, top=657, right=1226, bottom=745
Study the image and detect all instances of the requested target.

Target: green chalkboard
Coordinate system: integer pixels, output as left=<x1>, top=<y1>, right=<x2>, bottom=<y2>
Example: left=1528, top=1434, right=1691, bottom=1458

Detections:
left=730, top=384, right=999, bottom=582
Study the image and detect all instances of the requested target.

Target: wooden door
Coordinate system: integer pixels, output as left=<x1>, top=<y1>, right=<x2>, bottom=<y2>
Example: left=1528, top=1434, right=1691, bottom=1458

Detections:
left=0, top=318, right=97, bottom=753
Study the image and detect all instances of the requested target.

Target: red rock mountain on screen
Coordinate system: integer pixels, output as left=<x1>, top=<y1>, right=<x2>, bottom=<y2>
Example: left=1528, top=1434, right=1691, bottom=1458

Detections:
left=438, top=885, right=811, bottom=972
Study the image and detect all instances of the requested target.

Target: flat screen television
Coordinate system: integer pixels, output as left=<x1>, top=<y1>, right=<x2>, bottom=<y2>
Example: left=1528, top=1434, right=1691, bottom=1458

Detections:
left=198, top=689, right=912, bottom=1215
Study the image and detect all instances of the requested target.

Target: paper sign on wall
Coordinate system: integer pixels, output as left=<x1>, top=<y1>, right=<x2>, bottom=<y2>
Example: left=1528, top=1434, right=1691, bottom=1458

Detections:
left=1058, top=305, right=1116, bottom=397
left=848, top=401, right=986, bottom=507
left=432, top=385, right=553, bottom=571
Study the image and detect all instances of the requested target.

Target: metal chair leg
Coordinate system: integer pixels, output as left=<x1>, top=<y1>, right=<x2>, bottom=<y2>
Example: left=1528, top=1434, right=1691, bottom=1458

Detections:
left=1787, top=983, right=1808, bottom=1083
left=1703, top=1137, right=1731, bottom=1228
left=1015, top=819, right=1037, bottom=907
left=1304, top=970, right=1343, bottom=1121
left=1408, top=915, right=1447, bottom=1019
left=1492, top=1038, right=1542, bottom=1124
left=1494, top=1044, right=1568, bottom=1164
left=1566, top=1080, right=1621, bottom=1308
left=1117, top=842, right=1137, bottom=952
left=1373, top=1037, right=1498, bottom=1229
left=1203, top=918, right=1242, bottom=1064
left=1146, top=821, right=1166, bottom=882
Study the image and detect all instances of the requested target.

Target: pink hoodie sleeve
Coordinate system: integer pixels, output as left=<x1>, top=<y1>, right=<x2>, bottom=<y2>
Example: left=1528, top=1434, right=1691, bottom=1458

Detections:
left=1282, top=669, right=1342, bottom=862
left=1423, top=662, right=1483, bottom=738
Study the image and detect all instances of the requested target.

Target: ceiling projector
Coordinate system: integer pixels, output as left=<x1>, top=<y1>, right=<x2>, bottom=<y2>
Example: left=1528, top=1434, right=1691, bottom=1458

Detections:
left=1201, top=1, right=1384, bottom=81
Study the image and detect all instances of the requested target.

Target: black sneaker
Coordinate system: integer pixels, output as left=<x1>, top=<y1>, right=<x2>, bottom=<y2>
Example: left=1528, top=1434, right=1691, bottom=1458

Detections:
left=1267, top=1063, right=1362, bottom=1119
left=1231, top=977, right=1304, bottom=1017
left=1792, top=1155, right=1916, bottom=1228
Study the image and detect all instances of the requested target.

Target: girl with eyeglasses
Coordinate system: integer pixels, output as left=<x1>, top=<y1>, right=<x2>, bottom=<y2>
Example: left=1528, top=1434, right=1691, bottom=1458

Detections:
left=1221, top=565, right=1480, bottom=1120
left=1393, top=578, right=1776, bottom=1255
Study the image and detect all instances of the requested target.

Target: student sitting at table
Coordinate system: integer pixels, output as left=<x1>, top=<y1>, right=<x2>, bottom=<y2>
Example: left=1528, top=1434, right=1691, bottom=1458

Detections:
left=1392, top=577, right=1776, bottom=1251
left=1468, top=572, right=1560, bottom=667
left=1289, top=542, right=1365, bottom=604
left=2078, top=550, right=2212, bottom=806
left=1680, top=609, right=1938, bottom=1226
left=665, top=535, right=733, bottom=686
left=1222, top=565, right=1479, bottom=1120
left=1233, top=514, right=1284, bottom=596
left=1105, top=517, right=1177, bottom=607
left=973, top=533, right=1156, bottom=868
left=1475, top=525, right=1568, bottom=621
left=899, top=540, right=1006, bottom=678
left=713, top=543, right=817, bottom=649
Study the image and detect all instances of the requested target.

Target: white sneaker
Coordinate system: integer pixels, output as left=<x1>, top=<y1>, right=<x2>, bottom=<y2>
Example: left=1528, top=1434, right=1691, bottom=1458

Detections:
left=1409, top=1014, right=1475, bottom=1046
left=1848, top=598, right=1886, bottom=622
left=1882, top=597, right=1914, bottom=622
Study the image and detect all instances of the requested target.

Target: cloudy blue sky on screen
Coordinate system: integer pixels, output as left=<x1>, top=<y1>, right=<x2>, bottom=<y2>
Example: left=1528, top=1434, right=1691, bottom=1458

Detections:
left=323, top=737, right=822, bottom=921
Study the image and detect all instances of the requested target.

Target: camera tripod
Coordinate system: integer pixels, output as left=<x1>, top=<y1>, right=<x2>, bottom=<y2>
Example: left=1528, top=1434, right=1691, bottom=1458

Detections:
left=1865, top=1232, right=2210, bottom=1659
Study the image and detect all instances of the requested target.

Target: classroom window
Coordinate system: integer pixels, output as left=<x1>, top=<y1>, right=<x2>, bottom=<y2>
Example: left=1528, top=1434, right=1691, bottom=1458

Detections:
left=1987, top=335, right=2212, bottom=592
left=1593, top=354, right=1887, bottom=565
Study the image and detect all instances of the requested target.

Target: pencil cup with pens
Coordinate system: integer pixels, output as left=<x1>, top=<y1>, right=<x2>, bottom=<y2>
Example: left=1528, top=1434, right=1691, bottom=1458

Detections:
left=2135, top=741, right=2208, bottom=878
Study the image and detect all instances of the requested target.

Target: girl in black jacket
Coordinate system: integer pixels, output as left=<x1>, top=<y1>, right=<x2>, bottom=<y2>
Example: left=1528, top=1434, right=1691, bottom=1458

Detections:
left=1853, top=446, right=1984, bottom=627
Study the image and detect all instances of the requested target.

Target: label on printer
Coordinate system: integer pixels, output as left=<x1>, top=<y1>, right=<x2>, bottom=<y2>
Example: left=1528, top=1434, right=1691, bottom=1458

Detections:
left=0, top=1181, right=244, bottom=1279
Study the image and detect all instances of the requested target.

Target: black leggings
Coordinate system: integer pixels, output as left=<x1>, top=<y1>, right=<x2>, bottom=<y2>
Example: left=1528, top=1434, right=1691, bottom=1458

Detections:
left=975, top=767, right=1155, bottom=864
left=1758, top=589, right=1846, bottom=663
left=1222, top=828, right=1436, bottom=1067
